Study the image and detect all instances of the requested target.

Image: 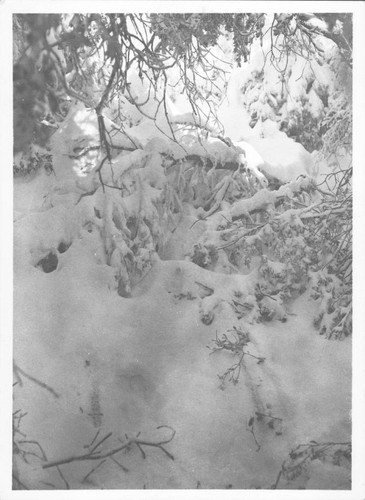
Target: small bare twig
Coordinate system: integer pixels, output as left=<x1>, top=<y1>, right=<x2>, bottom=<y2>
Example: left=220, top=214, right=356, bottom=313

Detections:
left=194, top=281, right=214, bottom=296
left=68, top=145, right=101, bottom=159
left=242, top=351, right=266, bottom=363
left=255, top=412, right=282, bottom=422
left=82, top=459, right=107, bottom=484
left=18, top=440, right=47, bottom=461
left=85, top=429, right=101, bottom=449
left=247, top=419, right=261, bottom=452
left=136, top=442, right=146, bottom=459
left=90, top=432, right=113, bottom=453
left=75, top=185, right=100, bottom=205
left=43, top=426, right=176, bottom=470
left=110, top=456, right=129, bottom=473
left=209, top=326, right=266, bottom=389
left=56, top=466, right=70, bottom=489
left=40, top=481, right=56, bottom=488
left=13, top=363, right=60, bottom=399
left=271, top=469, right=283, bottom=489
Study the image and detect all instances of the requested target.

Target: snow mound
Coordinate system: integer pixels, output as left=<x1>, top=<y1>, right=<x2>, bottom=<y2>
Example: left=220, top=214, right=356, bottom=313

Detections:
left=247, top=137, right=315, bottom=182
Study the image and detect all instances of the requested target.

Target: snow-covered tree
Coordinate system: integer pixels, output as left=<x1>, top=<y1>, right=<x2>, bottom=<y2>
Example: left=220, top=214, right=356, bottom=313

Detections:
left=12, top=11, right=353, bottom=490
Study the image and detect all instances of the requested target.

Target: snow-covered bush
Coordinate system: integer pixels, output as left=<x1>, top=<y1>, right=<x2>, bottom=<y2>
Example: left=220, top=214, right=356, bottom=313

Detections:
left=184, top=152, right=351, bottom=339
left=14, top=147, right=54, bottom=177
left=208, top=326, right=265, bottom=389
left=272, top=441, right=351, bottom=489
left=311, top=271, right=352, bottom=340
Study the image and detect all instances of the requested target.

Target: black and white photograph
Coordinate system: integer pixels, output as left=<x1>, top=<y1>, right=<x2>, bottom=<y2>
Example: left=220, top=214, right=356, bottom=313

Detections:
left=1, top=1, right=365, bottom=498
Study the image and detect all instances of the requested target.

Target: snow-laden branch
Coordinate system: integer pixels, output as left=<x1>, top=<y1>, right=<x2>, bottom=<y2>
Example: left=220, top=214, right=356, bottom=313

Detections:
left=221, top=176, right=315, bottom=222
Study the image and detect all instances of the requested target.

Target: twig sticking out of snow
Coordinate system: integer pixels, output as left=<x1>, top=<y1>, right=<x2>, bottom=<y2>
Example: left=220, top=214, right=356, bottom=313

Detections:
left=13, top=363, right=60, bottom=399
left=110, top=455, right=129, bottom=473
left=42, top=426, right=176, bottom=470
left=271, top=441, right=351, bottom=489
left=17, top=439, right=48, bottom=461
left=56, top=466, right=70, bottom=489
left=13, top=406, right=72, bottom=489
left=255, top=411, right=282, bottom=422
left=82, top=459, right=107, bottom=484
left=209, top=327, right=265, bottom=389
left=247, top=417, right=261, bottom=452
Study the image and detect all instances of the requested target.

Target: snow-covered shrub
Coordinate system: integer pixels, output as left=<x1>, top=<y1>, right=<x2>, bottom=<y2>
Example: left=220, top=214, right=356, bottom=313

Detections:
left=189, top=243, right=218, bottom=270
left=14, top=148, right=54, bottom=177
left=92, top=151, right=175, bottom=295
left=272, top=441, right=351, bottom=489
left=242, top=65, right=326, bottom=153
left=309, top=90, right=352, bottom=339
left=235, top=17, right=352, bottom=158
left=311, top=271, right=352, bottom=340
left=283, top=106, right=323, bottom=153
left=184, top=156, right=351, bottom=338
left=208, top=326, right=265, bottom=389
left=320, top=92, right=352, bottom=159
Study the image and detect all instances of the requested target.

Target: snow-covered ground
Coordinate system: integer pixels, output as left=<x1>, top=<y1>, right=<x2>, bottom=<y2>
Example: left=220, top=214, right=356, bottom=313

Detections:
left=8, top=16, right=355, bottom=494
left=13, top=242, right=351, bottom=489
left=13, top=250, right=352, bottom=487
left=12, top=105, right=351, bottom=490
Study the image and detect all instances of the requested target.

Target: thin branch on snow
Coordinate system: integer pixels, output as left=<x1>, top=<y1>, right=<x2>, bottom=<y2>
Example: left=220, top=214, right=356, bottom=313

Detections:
left=82, top=459, right=107, bottom=484
left=56, top=466, right=70, bottom=489
left=247, top=420, right=261, bottom=452
left=42, top=426, right=176, bottom=470
left=18, top=440, right=48, bottom=461
left=255, top=412, right=282, bottom=422
left=110, top=455, right=129, bottom=473
left=13, top=363, right=60, bottom=399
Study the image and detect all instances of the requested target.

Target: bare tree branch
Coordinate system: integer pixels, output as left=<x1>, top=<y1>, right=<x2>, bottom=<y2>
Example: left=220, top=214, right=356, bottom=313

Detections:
left=42, top=426, right=176, bottom=470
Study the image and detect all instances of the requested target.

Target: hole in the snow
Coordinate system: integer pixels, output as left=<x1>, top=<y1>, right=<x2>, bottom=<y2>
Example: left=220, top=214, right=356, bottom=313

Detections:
left=126, top=216, right=138, bottom=240
left=117, top=277, right=131, bottom=298
left=36, top=252, right=58, bottom=273
left=57, top=241, right=71, bottom=253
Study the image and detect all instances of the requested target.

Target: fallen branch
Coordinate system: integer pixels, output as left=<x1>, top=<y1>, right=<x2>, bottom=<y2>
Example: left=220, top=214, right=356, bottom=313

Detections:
left=168, top=154, right=241, bottom=173
left=13, top=363, right=60, bottom=399
left=216, top=223, right=265, bottom=251
left=68, top=144, right=101, bottom=159
left=43, top=426, right=176, bottom=470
